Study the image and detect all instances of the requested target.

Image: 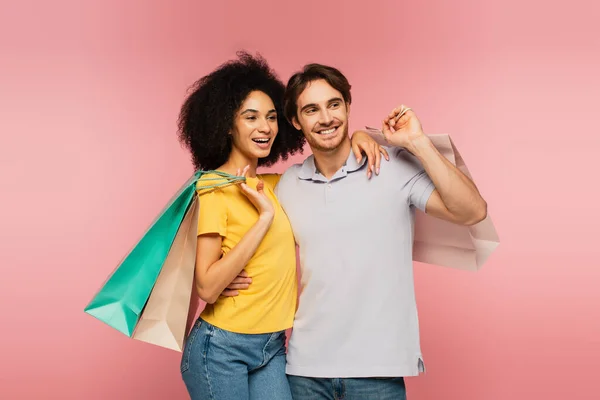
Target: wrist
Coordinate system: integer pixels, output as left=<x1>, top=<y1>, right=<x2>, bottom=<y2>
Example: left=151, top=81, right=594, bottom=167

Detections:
left=404, top=133, right=432, bottom=155
left=259, top=212, right=274, bottom=224
left=351, top=130, right=366, bottom=139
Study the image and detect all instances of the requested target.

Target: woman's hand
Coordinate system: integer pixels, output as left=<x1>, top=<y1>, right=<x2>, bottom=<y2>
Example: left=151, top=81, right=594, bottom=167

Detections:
left=237, top=165, right=274, bottom=220
left=351, top=131, right=389, bottom=179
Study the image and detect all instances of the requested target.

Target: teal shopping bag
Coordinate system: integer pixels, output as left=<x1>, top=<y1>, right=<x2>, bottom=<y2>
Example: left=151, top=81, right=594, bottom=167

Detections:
left=84, top=170, right=243, bottom=337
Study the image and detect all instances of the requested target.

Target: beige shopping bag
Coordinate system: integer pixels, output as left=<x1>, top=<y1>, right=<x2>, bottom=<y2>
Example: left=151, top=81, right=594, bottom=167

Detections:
left=366, top=128, right=500, bottom=270
left=132, top=196, right=199, bottom=351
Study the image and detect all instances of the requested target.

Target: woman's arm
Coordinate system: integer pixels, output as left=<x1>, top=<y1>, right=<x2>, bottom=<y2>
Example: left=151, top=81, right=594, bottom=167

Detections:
left=195, top=212, right=273, bottom=304
left=194, top=168, right=274, bottom=304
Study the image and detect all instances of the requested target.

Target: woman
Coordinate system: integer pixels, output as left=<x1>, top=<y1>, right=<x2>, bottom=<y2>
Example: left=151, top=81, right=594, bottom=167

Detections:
left=177, top=52, right=385, bottom=400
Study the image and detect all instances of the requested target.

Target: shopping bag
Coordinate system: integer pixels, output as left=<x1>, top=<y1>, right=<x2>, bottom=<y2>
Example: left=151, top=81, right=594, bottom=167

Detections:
left=132, top=196, right=199, bottom=351
left=365, top=127, right=500, bottom=270
left=84, top=170, right=243, bottom=336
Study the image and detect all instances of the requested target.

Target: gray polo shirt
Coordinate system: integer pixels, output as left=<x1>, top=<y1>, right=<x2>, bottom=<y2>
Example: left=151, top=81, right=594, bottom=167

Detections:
left=275, top=146, right=436, bottom=378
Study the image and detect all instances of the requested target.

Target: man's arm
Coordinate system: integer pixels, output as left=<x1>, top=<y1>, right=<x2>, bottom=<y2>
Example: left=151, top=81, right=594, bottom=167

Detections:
left=381, top=105, right=487, bottom=226
left=407, top=135, right=487, bottom=225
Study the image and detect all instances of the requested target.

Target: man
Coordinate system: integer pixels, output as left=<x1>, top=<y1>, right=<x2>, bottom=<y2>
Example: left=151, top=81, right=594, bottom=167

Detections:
left=273, top=64, right=487, bottom=399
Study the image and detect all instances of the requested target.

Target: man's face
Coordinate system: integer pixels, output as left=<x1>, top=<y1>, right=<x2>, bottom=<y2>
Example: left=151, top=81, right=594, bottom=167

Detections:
left=292, top=79, right=350, bottom=153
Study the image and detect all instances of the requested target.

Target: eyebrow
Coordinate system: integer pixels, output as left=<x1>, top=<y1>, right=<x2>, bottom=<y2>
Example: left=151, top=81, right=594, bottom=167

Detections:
left=300, top=97, right=344, bottom=113
left=240, top=108, right=277, bottom=115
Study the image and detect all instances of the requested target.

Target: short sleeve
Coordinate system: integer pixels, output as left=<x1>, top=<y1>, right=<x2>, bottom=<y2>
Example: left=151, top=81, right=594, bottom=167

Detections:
left=197, top=190, right=228, bottom=237
left=391, top=148, right=435, bottom=212
left=407, top=170, right=435, bottom=211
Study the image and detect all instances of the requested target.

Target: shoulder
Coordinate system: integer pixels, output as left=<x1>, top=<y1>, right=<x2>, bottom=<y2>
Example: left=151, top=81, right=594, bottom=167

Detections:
left=282, top=163, right=303, bottom=179
left=278, top=163, right=303, bottom=187
left=385, top=148, right=426, bottom=178
left=269, top=164, right=304, bottom=199
left=258, top=173, right=281, bottom=189
left=196, top=172, right=232, bottom=197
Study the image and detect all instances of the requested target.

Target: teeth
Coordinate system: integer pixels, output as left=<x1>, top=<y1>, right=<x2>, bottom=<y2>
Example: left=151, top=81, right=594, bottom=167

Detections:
left=253, top=138, right=269, bottom=143
left=318, top=127, right=336, bottom=135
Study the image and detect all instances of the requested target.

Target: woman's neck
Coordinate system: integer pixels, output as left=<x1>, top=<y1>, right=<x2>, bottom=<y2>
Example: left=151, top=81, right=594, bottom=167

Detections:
left=219, top=148, right=258, bottom=177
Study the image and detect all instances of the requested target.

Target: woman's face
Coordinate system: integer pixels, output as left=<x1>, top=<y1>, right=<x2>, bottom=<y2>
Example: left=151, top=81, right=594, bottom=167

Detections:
left=230, top=90, right=279, bottom=161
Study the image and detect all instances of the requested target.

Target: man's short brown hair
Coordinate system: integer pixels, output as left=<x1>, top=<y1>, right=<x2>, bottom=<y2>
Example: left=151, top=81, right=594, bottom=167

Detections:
left=284, top=64, right=352, bottom=123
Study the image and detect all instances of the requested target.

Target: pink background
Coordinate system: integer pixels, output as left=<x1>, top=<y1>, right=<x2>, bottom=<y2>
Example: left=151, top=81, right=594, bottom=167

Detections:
left=1, top=0, right=599, bottom=399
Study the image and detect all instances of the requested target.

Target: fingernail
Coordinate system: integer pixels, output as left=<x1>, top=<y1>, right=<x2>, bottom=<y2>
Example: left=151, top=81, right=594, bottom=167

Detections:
left=376, top=167, right=380, bottom=175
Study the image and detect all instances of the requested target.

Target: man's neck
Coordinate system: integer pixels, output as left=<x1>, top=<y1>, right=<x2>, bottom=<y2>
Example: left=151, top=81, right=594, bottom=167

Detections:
left=312, top=137, right=352, bottom=180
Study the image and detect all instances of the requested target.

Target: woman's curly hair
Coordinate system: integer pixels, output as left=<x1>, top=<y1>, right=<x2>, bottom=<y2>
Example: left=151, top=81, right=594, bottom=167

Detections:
left=178, top=51, right=305, bottom=171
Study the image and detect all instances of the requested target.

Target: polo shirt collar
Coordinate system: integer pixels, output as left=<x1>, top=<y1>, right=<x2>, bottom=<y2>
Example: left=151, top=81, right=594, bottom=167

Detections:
left=297, top=149, right=368, bottom=182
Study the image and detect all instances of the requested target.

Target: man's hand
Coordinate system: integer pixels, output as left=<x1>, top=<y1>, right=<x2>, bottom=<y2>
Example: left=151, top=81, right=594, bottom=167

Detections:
left=220, top=270, right=252, bottom=297
left=381, top=105, right=427, bottom=151
left=380, top=104, right=487, bottom=226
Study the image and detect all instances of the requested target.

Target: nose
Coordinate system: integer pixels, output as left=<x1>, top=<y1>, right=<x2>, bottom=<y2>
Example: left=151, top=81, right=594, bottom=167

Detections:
left=257, top=117, right=272, bottom=134
left=318, top=109, right=333, bottom=125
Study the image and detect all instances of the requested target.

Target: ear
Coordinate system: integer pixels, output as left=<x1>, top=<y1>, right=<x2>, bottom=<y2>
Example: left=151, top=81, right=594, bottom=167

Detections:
left=346, top=102, right=351, bottom=116
left=292, top=116, right=302, bottom=131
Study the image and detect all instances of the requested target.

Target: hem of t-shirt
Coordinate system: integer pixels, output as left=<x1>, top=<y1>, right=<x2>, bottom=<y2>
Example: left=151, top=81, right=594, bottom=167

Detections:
left=200, top=315, right=293, bottom=335
left=196, top=228, right=226, bottom=237
left=416, top=181, right=436, bottom=212
left=285, top=363, right=424, bottom=378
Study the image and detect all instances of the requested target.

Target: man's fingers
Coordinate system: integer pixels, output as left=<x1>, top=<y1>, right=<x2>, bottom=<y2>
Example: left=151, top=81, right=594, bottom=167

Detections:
left=230, top=276, right=252, bottom=284
left=226, top=283, right=250, bottom=290
left=388, top=105, right=404, bottom=119
left=382, top=120, right=393, bottom=141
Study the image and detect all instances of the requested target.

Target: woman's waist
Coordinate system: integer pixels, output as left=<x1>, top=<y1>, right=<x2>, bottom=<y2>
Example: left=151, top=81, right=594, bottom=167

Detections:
left=234, top=258, right=297, bottom=285
left=208, top=278, right=297, bottom=310
left=224, top=246, right=296, bottom=268
left=201, top=292, right=296, bottom=334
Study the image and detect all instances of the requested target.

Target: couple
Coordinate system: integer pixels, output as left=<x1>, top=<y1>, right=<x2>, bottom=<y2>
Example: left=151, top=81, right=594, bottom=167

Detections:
left=178, top=52, right=487, bottom=400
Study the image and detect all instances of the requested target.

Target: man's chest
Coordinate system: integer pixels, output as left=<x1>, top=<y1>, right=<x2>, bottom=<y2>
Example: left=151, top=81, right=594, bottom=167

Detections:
left=278, top=176, right=409, bottom=246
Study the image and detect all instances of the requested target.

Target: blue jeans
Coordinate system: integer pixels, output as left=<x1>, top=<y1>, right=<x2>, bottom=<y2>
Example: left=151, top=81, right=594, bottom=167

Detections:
left=181, top=318, right=292, bottom=400
left=287, top=375, right=407, bottom=400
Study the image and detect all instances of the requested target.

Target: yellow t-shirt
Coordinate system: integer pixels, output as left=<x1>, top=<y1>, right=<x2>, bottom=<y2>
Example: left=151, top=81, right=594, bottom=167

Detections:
left=195, top=173, right=297, bottom=334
